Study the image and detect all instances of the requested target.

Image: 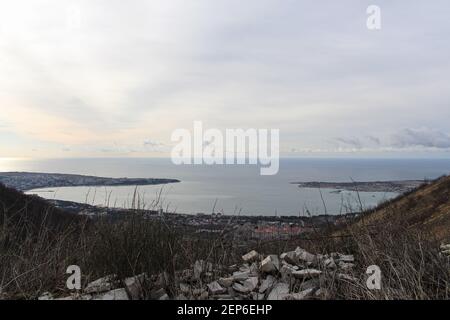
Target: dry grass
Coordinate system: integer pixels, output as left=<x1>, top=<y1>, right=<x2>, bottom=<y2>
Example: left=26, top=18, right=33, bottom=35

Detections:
left=1, top=181, right=449, bottom=300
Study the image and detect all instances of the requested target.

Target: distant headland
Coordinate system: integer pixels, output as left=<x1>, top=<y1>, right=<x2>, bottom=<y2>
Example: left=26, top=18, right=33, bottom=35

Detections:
left=0, top=172, right=180, bottom=191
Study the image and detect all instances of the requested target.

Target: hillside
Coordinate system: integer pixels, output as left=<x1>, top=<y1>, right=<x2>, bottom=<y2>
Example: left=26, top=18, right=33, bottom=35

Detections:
left=349, top=175, right=450, bottom=242
left=1, top=180, right=449, bottom=300
left=0, top=183, right=81, bottom=232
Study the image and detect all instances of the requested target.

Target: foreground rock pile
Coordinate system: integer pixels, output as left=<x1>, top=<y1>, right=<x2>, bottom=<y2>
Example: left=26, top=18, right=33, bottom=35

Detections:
left=39, top=247, right=363, bottom=300
left=441, top=244, right=450, bottom=257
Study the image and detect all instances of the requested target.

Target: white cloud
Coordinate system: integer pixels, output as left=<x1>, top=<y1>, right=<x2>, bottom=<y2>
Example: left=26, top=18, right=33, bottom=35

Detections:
left=1, top=1, right=450, bottom=157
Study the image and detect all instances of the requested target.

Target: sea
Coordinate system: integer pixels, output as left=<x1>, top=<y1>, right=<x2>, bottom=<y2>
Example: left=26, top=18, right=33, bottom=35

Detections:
left=2, top=157, right=450, bottom=216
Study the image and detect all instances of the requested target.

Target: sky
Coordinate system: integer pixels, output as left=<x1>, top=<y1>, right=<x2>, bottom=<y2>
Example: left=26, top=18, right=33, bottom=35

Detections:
left=1, top=0, right=450, bottom=158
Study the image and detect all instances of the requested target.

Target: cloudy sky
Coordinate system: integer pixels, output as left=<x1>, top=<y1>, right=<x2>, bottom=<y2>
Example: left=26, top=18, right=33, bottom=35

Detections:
left=1, top=0, right=450, bottom=158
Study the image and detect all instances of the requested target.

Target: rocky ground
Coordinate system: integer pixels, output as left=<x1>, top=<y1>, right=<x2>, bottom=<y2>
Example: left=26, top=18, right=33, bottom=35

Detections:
left=36, top=245, right=450, bottom=300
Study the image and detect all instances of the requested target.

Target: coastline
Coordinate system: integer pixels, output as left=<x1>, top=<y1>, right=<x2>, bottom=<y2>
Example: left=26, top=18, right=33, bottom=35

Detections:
left=0, top=172, right=180, bottom=192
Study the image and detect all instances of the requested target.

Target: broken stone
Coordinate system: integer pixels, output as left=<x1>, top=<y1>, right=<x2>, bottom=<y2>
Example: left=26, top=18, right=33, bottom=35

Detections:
left=239, top=264, right=251, bottom=272
left=151, top=288, right=167, bottom=299
left=54, top=296, right=74, bottom=300
left=259, top=275, right=276, bottom=293
left=232, top=277, right=258, bottom=293
left=337, top=273, right=358, bottom=282
left=207, top=281, right=226, bottom=295
left=228, top=264, right=239, bottom=272
left=179, top=282, right=191, bottom=294
left=337, top=254, right=355, bottom=263
left=193, top=260, right=213, bottom=280
left=198, top=291, right=208, bottom=299
left=232, top=270, right=250, bottom=281
left=314, top=288, right=330, bottom=299
left=218, top=277, right=234, bottom=288
left=267, top=283, right=289, bottom=300
left=295, top=247, right=316, bottom=264
left=298, top=278, right=320, bottom=291
left=323, top=257, right=337, bottom=269
left=123, top=273, right=145, bottom=300
left=338, top=261, right=355, bottom=270
left=261, top=255, right=280, bottom=273
left=155, top=271, right=170, bottom=288
left=280, top=264, right=296, bottom=282
left=159, top=293, right=170, bottom=300
left=292, top=269, right=322, bottom=279
left=284, top=288, right=315, bottom=300
left=252, top=292, right=265, bottom=300
left=281, top=260, right=299, bottom=270
left=176, top=294, right=188, bottom=300
left=38, top=292, right=53, bottom=300
left=192, top=288, right=206, bottom=296
left=281, top=251, right=298, bottom=265
left=213, top=294, right=233, bottom=300
left=93, top=288, right=129, bottom=300
left=249, top=262, right=260, bottom=275
left=242, top=250, right=259, bottom=263
left=85, top=275, right=116, bottom=294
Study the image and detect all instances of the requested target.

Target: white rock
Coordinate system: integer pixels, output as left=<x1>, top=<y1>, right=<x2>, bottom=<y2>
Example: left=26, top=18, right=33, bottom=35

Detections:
left=323, top=258, right=337, bottom=269
left=159, top=293, right=170, bottom=300
left=279, top=265, right=296, bottom=282
left=295, top=247, right=316, bottom=264
left=314, top=288, right=330, bottom=299
left=249, top=262, right=260, bottom=275
left=337, top=254, right=355, bottom=263
left=440, top=244, right=450, bottom=251
left=239, top=264, right=251, bottom=272
left=38, top=292, right=53, bottom=300
left=242, top=250, right=259, bottom=263
left=261, top=255, right=280, bottom=273
left=252, top=292, right=266, bottom=300
left=337, top=273, right=358, bottom=282
left=281, top=251, right=298, bottom=265
left=338, top=261, right=355, bottom=270
left=281, top=261, right=299, bottom=270
left=179, top=282, right=191, bottom=294
left=267, top=283, right=289, bottom=300
left=54, top=296, right=75, bottom=300
left=284, top=288, right=315, bottom=300
left=156, top=271, right=170, bottom=287
left=198, top=291, right=209, bottom=299
left=93, top=288, right=129, bottom=300
left=193, top=260, right=204, bottom=279
left=207, top=281, right=226, bottom=295
left=259, top=275, right=276, bottom=293
left=232, top=271, right=250, bottom=281
left=151, top=288, right=168, bottom=299
left=123, top=273, right=145, bottom=300
left=298, top=278, right=320, bottom=291
left=292, top=269, right=322, bottom=279
left=85, top=275, right=116, bottom=294
left=232, top=277, right=258, bottom=293
left=218, top=277, right=234, bottom=288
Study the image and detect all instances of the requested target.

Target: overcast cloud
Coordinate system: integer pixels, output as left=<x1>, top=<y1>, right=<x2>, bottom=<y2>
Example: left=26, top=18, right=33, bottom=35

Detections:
left=1, top=0, right=450, bottom=157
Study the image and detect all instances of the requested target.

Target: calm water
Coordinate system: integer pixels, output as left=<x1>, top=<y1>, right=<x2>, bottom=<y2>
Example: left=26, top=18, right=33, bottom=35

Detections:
left=2, top=158, right=450, bottom=216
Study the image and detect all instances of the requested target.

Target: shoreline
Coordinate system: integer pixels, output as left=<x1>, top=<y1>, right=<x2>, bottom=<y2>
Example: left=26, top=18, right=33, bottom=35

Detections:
left=0, top=171, right=180, bottom=192
left=292, top=180, right=425, bottom=193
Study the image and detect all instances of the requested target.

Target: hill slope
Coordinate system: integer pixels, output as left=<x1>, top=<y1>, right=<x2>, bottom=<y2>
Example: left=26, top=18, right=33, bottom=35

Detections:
left=352, top=175, right=450, bottom=242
